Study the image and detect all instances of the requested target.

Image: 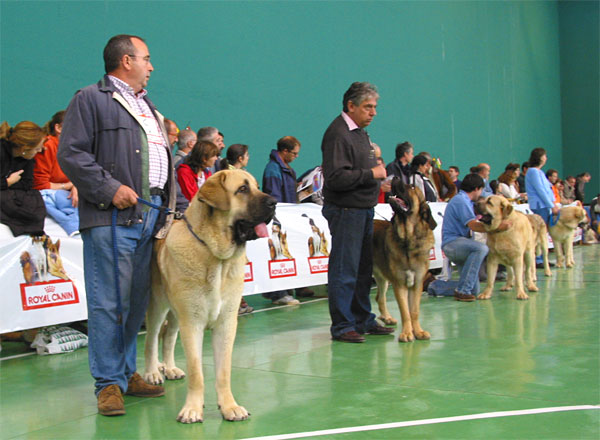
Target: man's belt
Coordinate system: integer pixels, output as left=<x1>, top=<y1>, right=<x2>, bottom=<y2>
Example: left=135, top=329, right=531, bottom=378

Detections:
left=150, top=187, right=165, bottom=196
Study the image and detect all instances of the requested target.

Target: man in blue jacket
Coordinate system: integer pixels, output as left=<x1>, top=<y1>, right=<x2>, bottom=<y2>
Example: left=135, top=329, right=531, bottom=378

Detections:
left=58, top=34, right=186, bottom=417
left=261, top=136, right=314, bottom=304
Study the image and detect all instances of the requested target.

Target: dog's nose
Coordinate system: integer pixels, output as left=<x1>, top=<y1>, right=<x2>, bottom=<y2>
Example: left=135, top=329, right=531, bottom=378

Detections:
left=265, top=196, right=277, bottom=210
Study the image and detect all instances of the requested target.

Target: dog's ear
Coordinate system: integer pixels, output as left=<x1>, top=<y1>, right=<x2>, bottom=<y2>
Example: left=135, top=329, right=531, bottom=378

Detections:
left=501, top=199, right=513, bottom=218
left=196, top=172, right=231, bottom=211
left=420, top=203, right=438, bottom=230
left=54, top=239, right=60, bottom=251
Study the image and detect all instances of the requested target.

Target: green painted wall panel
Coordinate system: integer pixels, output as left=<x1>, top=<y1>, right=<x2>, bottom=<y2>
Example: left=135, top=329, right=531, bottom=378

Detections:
left=1, top=1, right=564, bottom=184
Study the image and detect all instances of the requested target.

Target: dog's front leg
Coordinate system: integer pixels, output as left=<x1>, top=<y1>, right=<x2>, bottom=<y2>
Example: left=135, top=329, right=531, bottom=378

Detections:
left=566, top=236, right=575, bottom=268
left=512, top=254, right=529, bottom=300
left=144, top=294, right=170, bottom=385
left=393, top=285, right=414, bottom=342
left=524, top=248, right=538, bottom=292
left=554, top=240, right=565, bottom=268
left=478, top=255, right=499, bottom=300
left=408, top=280, right=429, bottom=340
left=212, top=312, right=249, bottom=421
left=177, top=321, right=205, bottom=423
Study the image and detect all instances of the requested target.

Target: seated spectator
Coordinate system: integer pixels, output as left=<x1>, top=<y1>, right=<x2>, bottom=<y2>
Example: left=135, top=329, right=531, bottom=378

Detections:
left=164, top=118, right=179, bottom=150
left=471, top=163, right=493, bottom=197
left=418, top=152, right=456, bottom=201
left=220, top=143, right=250, bottom=170
left=173, top=128, right=197, bottom=167
left=575, top=172, right=591, bottom=203
left=497, top=163, right=524, bottom=202
left=0, top=121, right=47, bottom=236
left=197, top=127, right=225, bottom=172
left=33, top=110, right=79, bottom=236
left=410, top=155, right=439, bottom=202
left=448, top=165, right=461, bottom=190
left=517, top=161, right=529, bottom=193
left=562, top=175, right=577, bottom=204
left=371, top=143, right=391, bottom=203
left=386, top=141, right=413, bottom=185
left=176, top=140, right=219, bottom=201
left=546, top=169, right=561, bottom=206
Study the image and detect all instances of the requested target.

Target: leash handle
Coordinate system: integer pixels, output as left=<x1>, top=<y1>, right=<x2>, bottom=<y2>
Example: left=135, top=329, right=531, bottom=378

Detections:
left=136, top=197, right=183, bottom=219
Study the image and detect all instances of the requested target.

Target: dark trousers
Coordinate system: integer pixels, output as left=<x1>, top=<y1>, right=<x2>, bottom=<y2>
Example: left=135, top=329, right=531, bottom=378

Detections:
left=322, top=204, right=376, bottom=338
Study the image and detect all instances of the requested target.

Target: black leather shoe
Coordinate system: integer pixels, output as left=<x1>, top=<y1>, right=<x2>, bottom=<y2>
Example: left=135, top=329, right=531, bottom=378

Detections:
left=332, top=331, right=365, bottom=343
left=365, top=324, right=394, bottom=335
left=454, top=290, right=476, bottom=302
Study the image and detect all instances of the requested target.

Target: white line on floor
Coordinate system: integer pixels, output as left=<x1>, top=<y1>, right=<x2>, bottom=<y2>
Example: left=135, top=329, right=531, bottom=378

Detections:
left=239, top=405, right=600, bottom=440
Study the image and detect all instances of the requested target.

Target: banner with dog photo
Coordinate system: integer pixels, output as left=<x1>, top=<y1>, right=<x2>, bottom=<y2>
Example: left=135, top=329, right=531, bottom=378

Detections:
left=0, top=220, right=87, bottom=333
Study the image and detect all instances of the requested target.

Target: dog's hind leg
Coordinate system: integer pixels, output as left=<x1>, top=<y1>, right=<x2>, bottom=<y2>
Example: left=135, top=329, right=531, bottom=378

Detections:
left=566, top=236, right=575, bottom=268
left=540, top=230, right=552, bottom=277
left=501, top=265, right=514, bottom=291
left=212, top=311, right=249, bottom=421
left=554, top=240, right=565, bottom=268
left=394, top=285, right=414, bottom=342
left=478, top=255, right=499, bottom=300
left=512, top=254, right=529, bottom=300
left=177, top=317, right=206, bottom=423
left=162, top=310, right=185, bottom=381
left=373, top=272, right=396, bottom=325
left=524, top=248, right=538, bottom=292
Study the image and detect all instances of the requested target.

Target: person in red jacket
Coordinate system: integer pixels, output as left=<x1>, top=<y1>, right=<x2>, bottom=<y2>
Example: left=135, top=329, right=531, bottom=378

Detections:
left=33, top=110, right=80, bottom=235
left=176, top=140, right=219, bottom=200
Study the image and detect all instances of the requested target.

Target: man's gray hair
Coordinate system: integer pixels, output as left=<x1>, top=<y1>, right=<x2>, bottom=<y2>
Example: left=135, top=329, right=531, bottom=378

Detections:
left=178, top=129, right=197, bottom=149
left=342, top=82, right=379, bottom=112
left=197, top=126, right=219, bottom=142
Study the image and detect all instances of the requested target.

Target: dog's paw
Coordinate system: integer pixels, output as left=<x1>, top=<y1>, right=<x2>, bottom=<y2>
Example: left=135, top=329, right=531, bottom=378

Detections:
left=221, top=404, right=249, bottom=421
left=527, top=284, right=539, bottom=292
left=164, top=367, right=186, bottom=381
left=177, top=405, right=204, bottom=424
left=414, top=330, right=430, bottom=340
left=544, top=270, right=552, bottom=277
left=398, top=332, right=415, bottom=343
left=566, top=263, right=574, bottom=268
left=379, top=315, right=398, bottom=326
left=477, top=293, right=491, bottom=300
left=516, top=292, right=529, bottom=300
left=143, top=371, right=165, bottom=385
left=500, top=285, right=512, bottom=292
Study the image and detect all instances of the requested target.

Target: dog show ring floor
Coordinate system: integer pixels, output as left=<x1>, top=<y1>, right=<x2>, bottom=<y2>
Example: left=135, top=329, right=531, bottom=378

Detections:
left=1, top=244, right=599, bottom=439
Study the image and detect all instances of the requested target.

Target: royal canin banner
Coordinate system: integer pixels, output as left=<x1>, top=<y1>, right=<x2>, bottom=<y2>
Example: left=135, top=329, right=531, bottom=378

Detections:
left=3, top=202, right=574, bottom=333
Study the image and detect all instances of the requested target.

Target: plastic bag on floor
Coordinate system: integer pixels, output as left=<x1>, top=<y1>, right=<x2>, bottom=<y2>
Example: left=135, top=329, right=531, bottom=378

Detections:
left=30, top=325, right=88, bottom=355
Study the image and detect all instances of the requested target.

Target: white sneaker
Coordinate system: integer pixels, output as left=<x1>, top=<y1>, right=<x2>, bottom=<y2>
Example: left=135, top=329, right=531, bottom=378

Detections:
left=273, top=295, right=300, bottom=306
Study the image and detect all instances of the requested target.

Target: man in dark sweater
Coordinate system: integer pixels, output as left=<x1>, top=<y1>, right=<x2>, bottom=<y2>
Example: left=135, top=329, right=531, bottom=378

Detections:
left=321, top=82, right=394, bottom=343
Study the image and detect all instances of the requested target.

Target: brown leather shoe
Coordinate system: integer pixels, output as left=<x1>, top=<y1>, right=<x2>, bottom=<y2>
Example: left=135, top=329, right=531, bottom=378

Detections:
left=125, top=372, right=165, bottom=397
left=454, top=290, right=476, bottom=302
left=97, top=384, right=125, bottom=416
left=333, top=331, right=365, bottom=343
left=365, top=324, right=395, bottom=335
left=295, top=287, right=315, bottom=298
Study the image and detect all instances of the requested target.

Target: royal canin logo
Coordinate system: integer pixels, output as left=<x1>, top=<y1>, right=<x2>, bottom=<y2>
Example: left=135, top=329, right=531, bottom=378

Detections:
left=44, top=285, right=56, bottom=293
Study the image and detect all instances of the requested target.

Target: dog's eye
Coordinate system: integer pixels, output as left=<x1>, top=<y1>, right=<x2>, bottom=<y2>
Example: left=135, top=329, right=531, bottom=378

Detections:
left=236, top=185, right=249, bottom=195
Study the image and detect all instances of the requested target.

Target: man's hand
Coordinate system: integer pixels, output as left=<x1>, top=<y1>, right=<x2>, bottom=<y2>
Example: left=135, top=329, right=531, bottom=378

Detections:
left=6, top=170, right=24, bottom=186
left=380, top=180, right=392, bottom=193
left=551, top=205, right=560, bottom=215
left=497, top=220, right=513, bottom=232
left=68, top=186, right=79, bottom=208
left=112, top=185, right=138, bottom=209
left=371, top=163, right=387, bottom=180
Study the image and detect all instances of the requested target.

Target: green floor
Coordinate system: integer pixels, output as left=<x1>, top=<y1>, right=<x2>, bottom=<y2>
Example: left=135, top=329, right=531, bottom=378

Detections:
left=1, top=245, right=599, bottom=439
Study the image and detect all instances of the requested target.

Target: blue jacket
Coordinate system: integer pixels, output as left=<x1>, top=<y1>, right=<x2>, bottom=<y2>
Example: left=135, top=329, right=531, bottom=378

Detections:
left=526, top=167, right=555, bottom=210
left=57, top=76, right=187, bottom=236
left=262, top=149, right=297, bottom=203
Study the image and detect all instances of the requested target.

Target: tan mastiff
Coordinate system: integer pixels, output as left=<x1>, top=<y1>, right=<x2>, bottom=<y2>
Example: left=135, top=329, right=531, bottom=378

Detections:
left=476, top=195, right=537, bottom=300
left=143, top=170, right=276, bottom=423
left=372, top=177, right=437, bottom=342
left=549, top=206, right=587, bottom=268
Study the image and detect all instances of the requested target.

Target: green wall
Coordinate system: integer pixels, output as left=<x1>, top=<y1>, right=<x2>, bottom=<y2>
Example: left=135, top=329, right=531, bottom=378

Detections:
left=558, top=0, right=599, bottom=203
left=1, top=1, right=564, bottom=183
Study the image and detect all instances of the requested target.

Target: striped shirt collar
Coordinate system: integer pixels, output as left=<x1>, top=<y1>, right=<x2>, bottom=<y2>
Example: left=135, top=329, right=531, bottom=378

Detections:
left=108, top=75, right=148, bottom=100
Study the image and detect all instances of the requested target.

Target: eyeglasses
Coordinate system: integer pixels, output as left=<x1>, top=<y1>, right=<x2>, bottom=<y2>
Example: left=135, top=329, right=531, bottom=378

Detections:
left=128, top=54, right=151, bottom=64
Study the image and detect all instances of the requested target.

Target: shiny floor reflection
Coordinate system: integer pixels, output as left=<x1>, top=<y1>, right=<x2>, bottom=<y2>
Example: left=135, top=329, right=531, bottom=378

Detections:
left=1, top=245, right=598, bottom=439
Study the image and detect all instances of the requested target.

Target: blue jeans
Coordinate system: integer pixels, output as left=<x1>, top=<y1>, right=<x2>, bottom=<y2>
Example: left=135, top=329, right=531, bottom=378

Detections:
left=40, top=189, right=79, bottom=235
left=322, top=204, right=376, bottom=337
left=81, top=195, right=161, bottom=395
left=428, top=237, right=488, bottom=297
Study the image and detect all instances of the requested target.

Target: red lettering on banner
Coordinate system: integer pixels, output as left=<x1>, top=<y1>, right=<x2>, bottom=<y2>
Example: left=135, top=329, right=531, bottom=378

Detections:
left=308, top=256, right=329, bottom=274
left=244, top=262, right=254, bottom=282
left=429, top=247, right=436, bottom=261
left=268, top=259, right=297, bottom=279
left=20, top=280, right=79, bottom=311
